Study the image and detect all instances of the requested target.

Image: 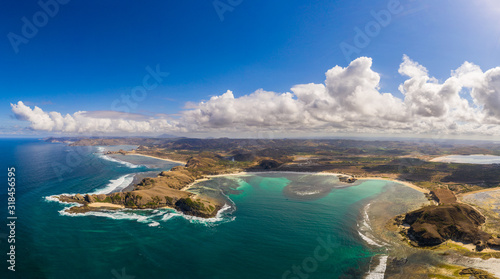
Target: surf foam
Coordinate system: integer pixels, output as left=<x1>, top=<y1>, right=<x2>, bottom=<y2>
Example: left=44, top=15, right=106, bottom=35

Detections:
left=90, top=174, right=135, bottom=195
left=357, top=203, right=388, bottom=247
left=366, top=255, right=388, bottom=279
left=95, top=147, right=142, bottom=168
left=52, top=203, right=236, bottom=227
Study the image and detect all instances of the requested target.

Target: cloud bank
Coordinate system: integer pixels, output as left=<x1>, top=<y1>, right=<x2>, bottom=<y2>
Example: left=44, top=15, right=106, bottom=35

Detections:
left=11, top=55, right=500, bottom=136
left=10, top=105, right=178, bottom=134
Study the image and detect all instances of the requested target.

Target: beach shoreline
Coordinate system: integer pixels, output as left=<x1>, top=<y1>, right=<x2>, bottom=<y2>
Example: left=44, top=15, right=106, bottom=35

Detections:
left=86, top=202, right=124, bottom=209
left=357, top=177, right=430, bottom=194
left=122, top=152, right=430, bottom=196
left=123, top=153, right=187, bottom=165
left=177, top=167, right=430, bottom=195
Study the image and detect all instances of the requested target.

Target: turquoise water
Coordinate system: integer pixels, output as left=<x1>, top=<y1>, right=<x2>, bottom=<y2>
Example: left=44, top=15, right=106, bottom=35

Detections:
left=0, top=139, right=402, bottom=279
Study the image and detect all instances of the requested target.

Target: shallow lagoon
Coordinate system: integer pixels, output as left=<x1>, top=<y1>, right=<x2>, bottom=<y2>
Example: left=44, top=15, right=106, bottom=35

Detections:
left=431, top=154, right=500, bottom=164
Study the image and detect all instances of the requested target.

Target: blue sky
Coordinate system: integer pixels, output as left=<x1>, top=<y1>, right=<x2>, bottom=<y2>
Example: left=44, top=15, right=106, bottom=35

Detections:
left=2, top=0, right=500, bottom=138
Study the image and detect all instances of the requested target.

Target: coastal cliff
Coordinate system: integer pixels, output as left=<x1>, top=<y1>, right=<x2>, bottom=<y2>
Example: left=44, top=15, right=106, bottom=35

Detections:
left=59, top=155, right=236, bottom=218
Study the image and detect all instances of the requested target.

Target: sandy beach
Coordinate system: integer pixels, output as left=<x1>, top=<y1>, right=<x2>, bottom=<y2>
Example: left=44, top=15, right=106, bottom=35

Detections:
left=180, top=172, right=250, bottom=191
left=87, top=202, right=125, bottom=209
left=126, top=153, right=187, bottom=165
left=357, top=177, right=430, bottom=193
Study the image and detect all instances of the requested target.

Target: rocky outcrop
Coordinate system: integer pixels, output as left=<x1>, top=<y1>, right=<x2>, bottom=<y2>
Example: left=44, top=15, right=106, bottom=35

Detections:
left=59, top=189, right=220, bottom=217
left=59, top=162, right=226, bottom=218
left=74, top=194, right=84, bottom=202
left=487, top=237, right=500, bottom=249
left=175, top=198, right=221, bottom=218
left=459, top=268, right=497, bottom=279
left=258, top=159, right=282, bottom=169
left=105, top=149, right=126, bottom=155
left=339, top=175, right=357, bottom=183
left=403, top=204, right=495, bottom=250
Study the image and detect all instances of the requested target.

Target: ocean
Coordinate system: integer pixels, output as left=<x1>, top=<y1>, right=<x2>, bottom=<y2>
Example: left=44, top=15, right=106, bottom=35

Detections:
left=0, top=139, right=428, bottom=279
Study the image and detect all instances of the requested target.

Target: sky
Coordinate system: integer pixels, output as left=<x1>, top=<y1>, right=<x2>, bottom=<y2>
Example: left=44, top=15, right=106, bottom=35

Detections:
left=1, top=0, right=500, bottom=139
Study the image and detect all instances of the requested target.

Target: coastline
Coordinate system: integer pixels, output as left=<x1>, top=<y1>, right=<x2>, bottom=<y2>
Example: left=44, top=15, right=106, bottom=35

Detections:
left=114, top=151, right=429, bottom=196
left=357, top=177, right=430, bottom=194
left=181, top=171, right=353, bottom=192
left=178, top=168, right=429, bottom=195
left=123, top=153, right=187, bottom=165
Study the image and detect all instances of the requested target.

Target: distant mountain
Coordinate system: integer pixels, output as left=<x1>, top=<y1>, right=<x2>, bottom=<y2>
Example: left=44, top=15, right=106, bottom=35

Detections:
left=157, top=134, right=179, bottom=138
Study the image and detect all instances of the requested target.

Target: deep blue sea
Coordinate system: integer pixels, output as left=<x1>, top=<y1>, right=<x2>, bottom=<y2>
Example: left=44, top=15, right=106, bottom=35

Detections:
left=0, top=139, right=427, bottom=279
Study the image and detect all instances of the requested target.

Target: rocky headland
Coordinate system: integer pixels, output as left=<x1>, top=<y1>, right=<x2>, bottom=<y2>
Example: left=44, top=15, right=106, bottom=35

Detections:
left=57, top=154, right=238, bottom=218
left=395, top=189, right=500, bottom=252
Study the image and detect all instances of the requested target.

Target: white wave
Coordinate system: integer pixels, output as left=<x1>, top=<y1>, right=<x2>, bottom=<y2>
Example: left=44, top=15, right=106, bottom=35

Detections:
left=90, top=174, right=135, bottom=195
left=45, top=195, right=63, bottom=202
left=294, top=190, right=322, bottom=196
left=180, top=203, right=236, bottom=226
left=95, top=147, right=142, bottom=168
left=358, top=231, right=384, bottom=247
left=58, top=208, right=166, bottom=224
left=44, top=194, right=79, bottom=204
left=161, top=212, right=182, bottom=221
left=366, top=255, right=388, bottom=279
left=56, top=204, right=236, bottom=227
left=357, top=203, right=388, bottom=247
left=46, top=195, right=86, bottom=217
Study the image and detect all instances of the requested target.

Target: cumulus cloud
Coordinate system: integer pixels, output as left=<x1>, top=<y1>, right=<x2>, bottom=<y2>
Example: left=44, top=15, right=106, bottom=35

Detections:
left=11, top=55, right=500, bottom=136
left=11, top=102, right=180, bottom=134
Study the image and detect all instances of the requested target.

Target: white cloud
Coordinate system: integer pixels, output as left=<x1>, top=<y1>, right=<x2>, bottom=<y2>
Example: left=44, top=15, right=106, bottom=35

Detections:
left=11, top=102, right=181, bottom=134
left=11, top=55, right=500, bottom=136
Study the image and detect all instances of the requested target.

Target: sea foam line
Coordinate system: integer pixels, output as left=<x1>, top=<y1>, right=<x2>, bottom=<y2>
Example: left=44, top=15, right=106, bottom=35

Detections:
left=44, top=173, right=135, bottom=202
left=55, top=205, right=235, bottom=227
left=89, top=173, right=135, bottom=195
left=95, top=147, right=142, bottom=168
left=294, top=190, right=322, bottom=196
left=357, top=203, right=388, bottom=247
left=180, top=203, right=235, bottom=225
left=366, top=255, right=388, bottom=279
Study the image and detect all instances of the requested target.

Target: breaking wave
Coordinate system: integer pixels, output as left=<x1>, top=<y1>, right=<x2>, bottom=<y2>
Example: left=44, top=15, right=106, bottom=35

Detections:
left=366, top=255, right=388, bottom=279
left=358, top=203, right=389, bottom=279
left=95, top=147, right=142, bottom=168
left=89, top=174, right=135, bottom=195
left=357, top=203, right=388, bottom=247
